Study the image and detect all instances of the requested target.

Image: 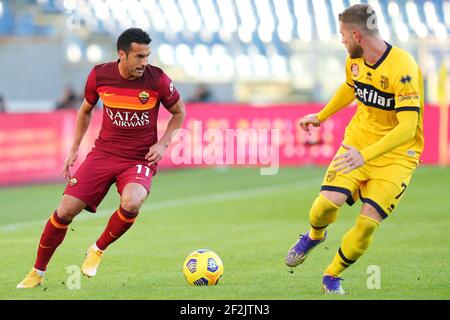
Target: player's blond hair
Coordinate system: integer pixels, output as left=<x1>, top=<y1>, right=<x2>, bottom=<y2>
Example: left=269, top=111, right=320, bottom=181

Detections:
left=339, top=4, right=379, bottom=36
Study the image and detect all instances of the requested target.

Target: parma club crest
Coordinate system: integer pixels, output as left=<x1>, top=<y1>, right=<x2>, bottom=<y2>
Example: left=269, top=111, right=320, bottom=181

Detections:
left=351, top=63, right=359, bottom=77
left=138, top=91, right=150, bottom=104
left=380, top=75, right=389, bottom=90
left=326, top=170, right=336, bottom=182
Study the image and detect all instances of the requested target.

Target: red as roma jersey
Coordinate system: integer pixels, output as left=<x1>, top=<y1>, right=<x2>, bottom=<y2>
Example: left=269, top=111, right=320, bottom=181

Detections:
left=84, top=60, right=180, bottom=160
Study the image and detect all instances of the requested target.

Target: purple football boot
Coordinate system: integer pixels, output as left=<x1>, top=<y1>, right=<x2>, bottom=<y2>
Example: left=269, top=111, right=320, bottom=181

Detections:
left=285, top=232, right=327, bottom=267
left=322, top=275, right=345, bottom=295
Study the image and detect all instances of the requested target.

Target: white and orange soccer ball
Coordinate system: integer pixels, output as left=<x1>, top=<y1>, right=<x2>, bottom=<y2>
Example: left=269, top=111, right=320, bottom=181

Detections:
left=182, top=249, right=224, bottom=286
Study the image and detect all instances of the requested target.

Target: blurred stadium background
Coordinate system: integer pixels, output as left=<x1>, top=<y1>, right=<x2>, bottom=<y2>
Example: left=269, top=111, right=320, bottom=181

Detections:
left=0, top=0, right=449, bottom=108
left=0, top=0, right=449, bottom=185
left=0, top=0, right=450, bottom=299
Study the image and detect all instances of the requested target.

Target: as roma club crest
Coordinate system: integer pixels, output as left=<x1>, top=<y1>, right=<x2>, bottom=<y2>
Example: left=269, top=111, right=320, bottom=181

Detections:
left=138, top=91, right=150, bottom=104
left=69, top=178, right=78, bottom=186
left=351, top=63, right=359, bottom=77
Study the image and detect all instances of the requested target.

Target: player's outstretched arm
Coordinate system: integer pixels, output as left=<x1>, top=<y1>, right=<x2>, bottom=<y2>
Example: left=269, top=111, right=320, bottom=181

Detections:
left=299, top=82, right=354, bottom=135
left=316, top=82, right=355, bottom=122
left=62, top=99, right=95, bottom=179
left=359, top=111, right=418, bottom=162
left=145, top=99, right=186, bottom=165
left=333, top=111, right=419, bottom=173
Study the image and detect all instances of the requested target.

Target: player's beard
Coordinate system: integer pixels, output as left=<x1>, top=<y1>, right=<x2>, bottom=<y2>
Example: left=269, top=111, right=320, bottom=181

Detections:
left=348, top=43, right=364, bottom=59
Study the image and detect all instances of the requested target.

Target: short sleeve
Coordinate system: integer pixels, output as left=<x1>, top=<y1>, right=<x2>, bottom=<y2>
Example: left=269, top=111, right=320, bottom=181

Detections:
left=345, top=57, right=355, bottom=88
left=84, top=68, right=99, bottom=106
left=393, top=58, right=421, bottom=113
left=158, top=71, right=180, bottom=109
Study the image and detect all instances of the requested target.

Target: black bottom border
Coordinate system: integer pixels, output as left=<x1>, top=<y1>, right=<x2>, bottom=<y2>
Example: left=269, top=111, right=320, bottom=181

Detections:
left=1, top=300, right=447, bottom=318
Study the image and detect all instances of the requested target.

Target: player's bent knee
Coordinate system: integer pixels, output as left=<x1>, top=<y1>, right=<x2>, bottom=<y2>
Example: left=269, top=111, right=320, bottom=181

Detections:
left=120, top=196, right=145, bottom=214
left=120, top=183, right=147, bottom=213
left=320, top=190, right=347, bottom=207
left=360, top=203, right=384, bottom=223
left=56, top=195, right=86, bottom=222
left=56, top=205, right=81, bottom=222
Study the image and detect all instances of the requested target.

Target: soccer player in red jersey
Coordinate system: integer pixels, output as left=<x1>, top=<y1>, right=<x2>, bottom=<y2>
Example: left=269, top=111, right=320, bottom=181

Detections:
left=17, top=28, right=186, bottom=288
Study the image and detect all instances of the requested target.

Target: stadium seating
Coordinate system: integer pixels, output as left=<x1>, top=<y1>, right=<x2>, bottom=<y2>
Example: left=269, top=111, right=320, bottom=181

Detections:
left=1, top=0, right=448, bottom=96
left=9, top=0, right=442, bottom=77
left=12, top=0, right=445, bottom=77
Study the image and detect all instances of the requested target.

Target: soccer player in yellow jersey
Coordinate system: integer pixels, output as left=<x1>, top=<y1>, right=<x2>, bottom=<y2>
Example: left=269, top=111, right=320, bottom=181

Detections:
left=285, top=4, right=424, bottom=294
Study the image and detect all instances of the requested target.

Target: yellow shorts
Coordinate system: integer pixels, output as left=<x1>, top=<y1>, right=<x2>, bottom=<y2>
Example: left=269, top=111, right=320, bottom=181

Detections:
left=321, top=147, right=417, bottom=219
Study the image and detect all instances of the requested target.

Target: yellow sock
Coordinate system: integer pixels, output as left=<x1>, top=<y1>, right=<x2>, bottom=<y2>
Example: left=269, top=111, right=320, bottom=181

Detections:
left=308, top=193, right=339, bottom=240
left=325, top=215, right=379, bottom=277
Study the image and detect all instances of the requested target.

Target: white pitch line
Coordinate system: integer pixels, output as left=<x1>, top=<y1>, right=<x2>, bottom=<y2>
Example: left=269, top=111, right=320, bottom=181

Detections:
left=0, top=165, right=436, bottom=233
left=0, top=178, right=320, bottom=233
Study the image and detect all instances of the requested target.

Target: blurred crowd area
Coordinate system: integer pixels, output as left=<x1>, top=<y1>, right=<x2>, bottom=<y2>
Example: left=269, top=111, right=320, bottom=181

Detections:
left=0, top=0, right=449, bottom=112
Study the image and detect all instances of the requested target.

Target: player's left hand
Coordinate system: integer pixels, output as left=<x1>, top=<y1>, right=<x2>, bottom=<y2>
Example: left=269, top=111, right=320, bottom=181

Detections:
left=145, top=142, right=167, bottom=165
left=332, top=143, right=365, bottom=174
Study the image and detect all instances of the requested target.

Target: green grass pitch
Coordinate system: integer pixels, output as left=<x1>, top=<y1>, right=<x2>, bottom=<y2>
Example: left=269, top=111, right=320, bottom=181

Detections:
left=1, top=166, right=449, bottom=300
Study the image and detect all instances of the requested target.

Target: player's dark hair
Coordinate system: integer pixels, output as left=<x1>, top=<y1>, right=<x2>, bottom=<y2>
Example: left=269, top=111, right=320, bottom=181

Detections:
left=117, top=28, right=151, bottom=53
left=339, top=4, right=379, bottom=35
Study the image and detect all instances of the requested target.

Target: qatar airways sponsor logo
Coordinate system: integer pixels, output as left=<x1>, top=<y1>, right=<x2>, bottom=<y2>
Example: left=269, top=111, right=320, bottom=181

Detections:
left=105, top=107, right=150, bottom=127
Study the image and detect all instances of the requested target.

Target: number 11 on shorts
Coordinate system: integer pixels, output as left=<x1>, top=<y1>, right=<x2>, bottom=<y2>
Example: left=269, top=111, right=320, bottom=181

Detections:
left=136, top=164, right=150, bottom=177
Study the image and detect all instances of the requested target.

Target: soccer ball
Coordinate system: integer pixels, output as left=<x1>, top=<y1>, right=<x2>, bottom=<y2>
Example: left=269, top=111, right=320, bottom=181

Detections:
left=182, top=249, right=224, bottom=286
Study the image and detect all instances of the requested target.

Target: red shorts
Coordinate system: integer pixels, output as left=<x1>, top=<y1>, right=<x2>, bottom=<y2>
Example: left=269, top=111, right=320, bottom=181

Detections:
left=63, top=150, right=157, bottom=213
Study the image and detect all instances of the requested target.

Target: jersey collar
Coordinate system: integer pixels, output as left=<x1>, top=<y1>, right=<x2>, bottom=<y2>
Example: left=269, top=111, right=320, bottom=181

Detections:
left=364, top=41, right=392, bottom=69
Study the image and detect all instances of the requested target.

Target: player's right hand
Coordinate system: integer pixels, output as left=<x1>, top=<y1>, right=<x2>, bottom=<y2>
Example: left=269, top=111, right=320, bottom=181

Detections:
left=62, top=149, right=78, bottom=179
left=298, top=113, right=321, bottom=135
